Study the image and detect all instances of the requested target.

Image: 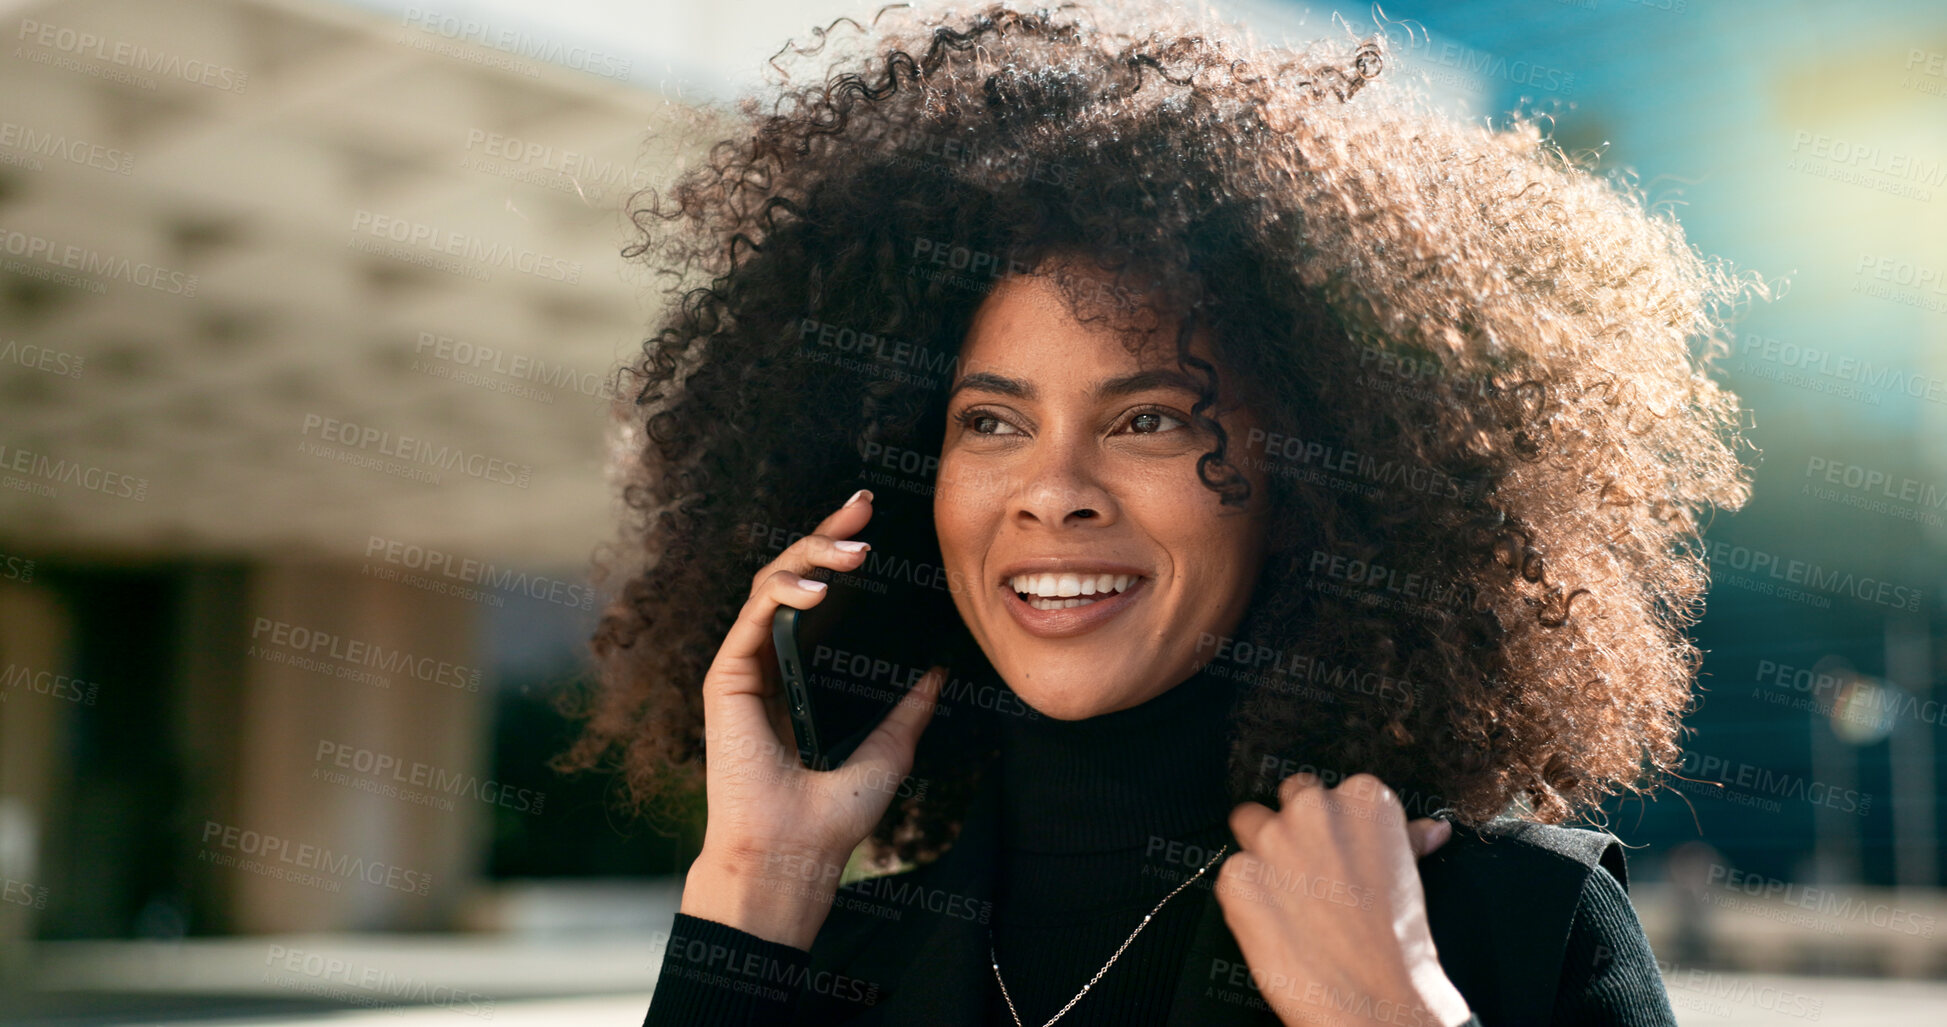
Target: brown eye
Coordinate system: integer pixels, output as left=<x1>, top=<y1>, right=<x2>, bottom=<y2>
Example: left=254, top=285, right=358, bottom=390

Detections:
left=957, top=408, right=1020, bottom=435
left=1126, top=410, right=1185, bottom=434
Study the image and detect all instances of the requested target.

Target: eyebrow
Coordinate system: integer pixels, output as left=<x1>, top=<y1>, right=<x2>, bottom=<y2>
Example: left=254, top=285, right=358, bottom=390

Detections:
left=946, top=368, right=1200, bottom=403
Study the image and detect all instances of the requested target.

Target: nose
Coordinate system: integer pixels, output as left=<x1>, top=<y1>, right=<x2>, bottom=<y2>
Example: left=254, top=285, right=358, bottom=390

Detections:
left=1009, top=432, right=1117, bottom=529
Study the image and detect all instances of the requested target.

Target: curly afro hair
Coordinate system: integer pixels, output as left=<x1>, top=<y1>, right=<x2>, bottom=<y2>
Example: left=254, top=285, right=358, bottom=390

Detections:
left=557, top=0, right=1758, bottom=867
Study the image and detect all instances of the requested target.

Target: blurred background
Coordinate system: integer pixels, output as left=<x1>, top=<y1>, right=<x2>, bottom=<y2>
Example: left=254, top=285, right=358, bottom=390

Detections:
left=1, top=0, right=1944, bottom=1023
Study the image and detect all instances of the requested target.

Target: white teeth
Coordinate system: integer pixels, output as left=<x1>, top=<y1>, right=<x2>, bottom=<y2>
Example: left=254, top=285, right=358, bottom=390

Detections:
left=1008, top=572, right=1139, bottom=599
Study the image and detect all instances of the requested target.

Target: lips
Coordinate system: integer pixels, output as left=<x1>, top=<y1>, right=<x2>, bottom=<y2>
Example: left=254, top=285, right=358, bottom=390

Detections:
left=994, top=560, right=1151, bottom=638
left=1008, top=571, right=1137, bottom=607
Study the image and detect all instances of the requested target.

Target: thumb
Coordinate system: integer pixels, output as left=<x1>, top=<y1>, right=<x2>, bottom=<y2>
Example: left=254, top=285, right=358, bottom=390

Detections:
left=1406, top=817, right=1453, bottom=859
left=845, top=665, right=944, bottom=773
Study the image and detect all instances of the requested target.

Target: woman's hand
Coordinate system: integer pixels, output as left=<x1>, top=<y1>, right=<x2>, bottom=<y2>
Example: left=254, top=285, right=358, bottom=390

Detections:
left=679, top=489, right=945, bottom=950
left=1216, top=772, right=1472, bottom=1027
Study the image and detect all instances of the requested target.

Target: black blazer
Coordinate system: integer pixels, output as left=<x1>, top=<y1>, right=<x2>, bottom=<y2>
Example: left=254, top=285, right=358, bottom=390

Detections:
left=773, top=777, right=1656, bottom=1026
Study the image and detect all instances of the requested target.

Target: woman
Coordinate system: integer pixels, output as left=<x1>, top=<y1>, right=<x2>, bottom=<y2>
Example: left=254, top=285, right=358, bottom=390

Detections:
left=561, top=2, right=1755, bottom=1024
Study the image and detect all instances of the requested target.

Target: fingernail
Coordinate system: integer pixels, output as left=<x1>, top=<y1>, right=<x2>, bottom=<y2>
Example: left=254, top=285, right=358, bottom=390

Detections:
left=834, top=539, right=869, bottom=553
left=1417, top=819, right=1452, bottom=855
left=843, top=488, right=872, bottom=508
left=796, top=579, right=828, bottom=592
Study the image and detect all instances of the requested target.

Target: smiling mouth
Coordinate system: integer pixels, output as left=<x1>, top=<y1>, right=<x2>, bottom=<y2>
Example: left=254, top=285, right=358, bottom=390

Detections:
left=1008, top=572, right=1140, bottom=611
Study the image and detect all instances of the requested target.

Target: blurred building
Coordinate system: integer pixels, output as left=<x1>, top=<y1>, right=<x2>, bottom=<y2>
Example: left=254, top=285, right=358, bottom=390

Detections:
left=0, top=0, right=693, bottom=950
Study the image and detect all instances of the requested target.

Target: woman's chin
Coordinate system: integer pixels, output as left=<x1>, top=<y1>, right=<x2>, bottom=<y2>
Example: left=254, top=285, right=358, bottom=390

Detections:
left=1002, top=671, right=1161, bottom=721
left=1014, top=693, right=1106, bottom=721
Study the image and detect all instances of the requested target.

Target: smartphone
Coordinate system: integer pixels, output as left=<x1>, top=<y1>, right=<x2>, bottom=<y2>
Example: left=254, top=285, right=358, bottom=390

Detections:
left=771, top=484, right=966, bottom=771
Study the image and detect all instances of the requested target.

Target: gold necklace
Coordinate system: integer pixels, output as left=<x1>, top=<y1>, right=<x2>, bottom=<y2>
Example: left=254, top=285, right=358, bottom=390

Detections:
left=988, top=843, right=1228, bottom=1026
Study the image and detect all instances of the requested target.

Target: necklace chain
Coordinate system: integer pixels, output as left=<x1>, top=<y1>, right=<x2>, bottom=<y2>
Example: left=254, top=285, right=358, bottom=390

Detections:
left=988, top=843, right=1228, bottom=1027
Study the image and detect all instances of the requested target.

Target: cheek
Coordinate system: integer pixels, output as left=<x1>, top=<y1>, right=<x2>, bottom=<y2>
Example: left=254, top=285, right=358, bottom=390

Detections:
left=932, top=466, right=990, bottom=566
left=1166, top=515, right=1260, bottom=610
left=1173, top=563, right=1240, bottom=620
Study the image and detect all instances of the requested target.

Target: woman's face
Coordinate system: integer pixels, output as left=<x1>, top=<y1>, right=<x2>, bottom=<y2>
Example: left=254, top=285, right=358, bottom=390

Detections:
left=934, top=266, right=1273, bottom=720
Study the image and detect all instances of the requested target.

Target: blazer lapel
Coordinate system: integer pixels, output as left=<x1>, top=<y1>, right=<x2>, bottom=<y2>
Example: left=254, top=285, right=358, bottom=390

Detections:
left=1163, top=842, right=1286, bottom=1026
left=834, top=777, right=1004, bottom=1026
left=821, top=795, right=1619, bottom=1025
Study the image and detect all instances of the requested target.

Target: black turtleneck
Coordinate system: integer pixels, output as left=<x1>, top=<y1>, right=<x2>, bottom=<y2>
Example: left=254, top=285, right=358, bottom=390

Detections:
left=641, top=662, right=1670, bottom=1027
left=986, top=666, right=1241, bottom=1026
